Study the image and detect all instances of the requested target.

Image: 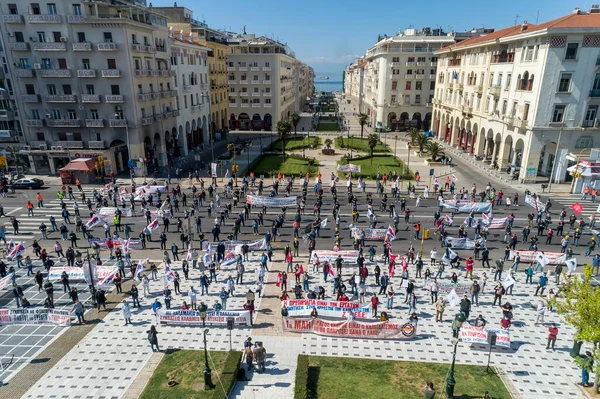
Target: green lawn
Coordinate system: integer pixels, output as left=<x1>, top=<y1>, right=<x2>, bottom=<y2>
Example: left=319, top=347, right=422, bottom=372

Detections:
left=297, top=355, right=511, bottom=399
left=250, top=155, right=319, bottom=177
left=266, top=136, right=322, bottom=152
left=335, top=137, right=390, bottom=153
left=316, top=122, right=340, bottom=132
left=338, top=155, right=412, bottom=180
left=140, top=349, right=242, bottom=399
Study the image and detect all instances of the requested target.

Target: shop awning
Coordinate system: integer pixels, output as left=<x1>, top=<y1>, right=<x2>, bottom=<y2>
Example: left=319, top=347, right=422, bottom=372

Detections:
left=59, top=158, right=96, bottom=172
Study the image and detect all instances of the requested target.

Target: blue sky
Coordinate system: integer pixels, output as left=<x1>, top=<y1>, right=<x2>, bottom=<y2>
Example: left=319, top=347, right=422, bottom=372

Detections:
left=158, top=0, right=583, bottom=76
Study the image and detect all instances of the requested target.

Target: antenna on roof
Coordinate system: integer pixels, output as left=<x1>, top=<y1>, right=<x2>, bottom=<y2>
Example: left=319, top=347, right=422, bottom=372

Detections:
left=514, top=14, right=521, bottom=25
left=536, top=10, right=540, bottom=24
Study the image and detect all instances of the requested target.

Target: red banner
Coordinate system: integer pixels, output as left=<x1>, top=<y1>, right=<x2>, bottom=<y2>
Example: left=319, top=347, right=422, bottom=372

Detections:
left=281, top=317, right=417, bottom=339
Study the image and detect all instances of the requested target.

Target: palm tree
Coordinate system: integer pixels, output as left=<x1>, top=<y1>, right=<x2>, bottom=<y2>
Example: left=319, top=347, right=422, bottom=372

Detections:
left=414, top=132, right=432, bottom=155
left=367, top=133, right=378, bottom=165
left=358, top=114, right=368, bottom=138
left=276, top=120, right=292, bottom=157
left=290, top=113, right=300, bottom=136
left=324, top=138, right=333, bottom=149
left=405, top=128, right=419, bottom=145
left=426, top=141, right=445, bottom=162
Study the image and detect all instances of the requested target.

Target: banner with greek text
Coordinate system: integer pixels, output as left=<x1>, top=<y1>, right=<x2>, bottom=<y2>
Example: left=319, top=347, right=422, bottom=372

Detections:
left=201, top=238, right=267, bottom=252
left=0, top=308, right=71, bottom=326
left=49, top=266, right=86, bottom=281
left=486, top=217, right=508, bottom=229
left=446, top=237, right=476, bottom=250
left=96, top=207, right=133, bottom=220
left=89, top=238, right=142, bottom=250
left=425, top=279, right=471, bottom=295
left=512, top=250, right=566, bottom=265
left=460, top=325, right=510, bottom=348
left=351, top=227, right=390, bottom=241
left=525, top=195, right=546, bottom=212
left=157, top=309, right=251, bottom=326
left=245, top=195, right=297, bottom=207
left=337, top=164, right=361, bottom=173
left=282, top=299, right=372, bottom=319
left=281, top=318, right=417, bottom=339
left=149, top=209, right=173, bottom=219
left=309, top=250, right=359, bottom=264
left=441, top=200, right=492, bottom=213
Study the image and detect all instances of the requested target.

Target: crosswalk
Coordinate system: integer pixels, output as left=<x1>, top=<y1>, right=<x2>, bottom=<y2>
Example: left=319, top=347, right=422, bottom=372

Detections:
left=552, top=194, right=600, bottom=219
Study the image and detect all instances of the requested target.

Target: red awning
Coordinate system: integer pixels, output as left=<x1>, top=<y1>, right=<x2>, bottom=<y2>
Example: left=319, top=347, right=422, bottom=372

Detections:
left=59, top=158, right=96, bottom=172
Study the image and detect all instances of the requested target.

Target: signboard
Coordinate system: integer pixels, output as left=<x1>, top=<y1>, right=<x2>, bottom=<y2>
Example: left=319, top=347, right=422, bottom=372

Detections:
left=460, top=325, right=511, bottom=348
left=446, top=237, right=477, bottom=250
left=282, top=318, right=417, bottom=340
left=309, top=250, right=359, bottom=264
left=282, top=299, right=372, bottom=319
left=0, top=308, right=71, bottom=326
left=246, top=195, right=297, bottom=208
left=157, top=309, right=251, bottom=326
left=149, top=209, right=173, bottom=219
left=201, top=238, right=267, bottom=252
left=211, top=163, right=217, bottom=178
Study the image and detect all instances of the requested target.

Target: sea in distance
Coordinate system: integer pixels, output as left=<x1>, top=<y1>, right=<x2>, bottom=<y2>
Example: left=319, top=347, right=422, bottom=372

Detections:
left=314, top=81, right=343, bottom=93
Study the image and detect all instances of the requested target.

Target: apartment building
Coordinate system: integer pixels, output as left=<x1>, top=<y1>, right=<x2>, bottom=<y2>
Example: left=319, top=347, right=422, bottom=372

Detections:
left=0, top=0, right=183, bottom=174
left=345, top=28, right=455, bottom=132
left=226, top=33, right=309, bottom=130
left=298, top=63, right=315, bottom=110
left=432, top=7, right=600, bottom=185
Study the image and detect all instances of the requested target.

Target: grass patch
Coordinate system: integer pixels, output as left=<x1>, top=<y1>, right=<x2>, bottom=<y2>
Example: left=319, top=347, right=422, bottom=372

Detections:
left=298, top=355, right=511, bottom=399
left=250, top=154, right=319, bottom=177
left=335, top=137, right=390, bottom=153
left=338, top=155, right=413, bottom=180
left=316, top=123, right=340, bottom=132
left=265, top=136, right=322, bottom=152
left=140, top=349, right=242, bottom=399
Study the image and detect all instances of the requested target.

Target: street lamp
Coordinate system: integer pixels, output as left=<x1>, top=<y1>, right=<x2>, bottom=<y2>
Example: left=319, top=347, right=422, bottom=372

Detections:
left=115, top=113, right=133, bottom=183
left=446, top=312, right=467, bottom=399
left=407, top=143, right=412, bottom=183
left=85, top=249, right=97, bottom=307
left=394, top=135, right=398, bottom=159
left=547, top=118, right=574, bottom=193
left=203, top=328, right=214, bottom=390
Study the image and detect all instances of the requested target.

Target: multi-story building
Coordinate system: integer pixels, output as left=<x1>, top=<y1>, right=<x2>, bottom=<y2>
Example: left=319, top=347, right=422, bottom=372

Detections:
left=298, top=64, right=315, bottom=110
left=168, top=28, right=210, bottom=154
left=153, top=6, right=229, bottom=133
left=226, top=33, right=310, bottom=130
left=345, top=28, right=456, bottom=132
left=0, top=0, right=181, bottom=174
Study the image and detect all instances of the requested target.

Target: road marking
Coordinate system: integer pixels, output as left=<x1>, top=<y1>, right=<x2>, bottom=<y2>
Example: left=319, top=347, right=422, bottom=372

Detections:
left=5, top=207, right=23, bottom=216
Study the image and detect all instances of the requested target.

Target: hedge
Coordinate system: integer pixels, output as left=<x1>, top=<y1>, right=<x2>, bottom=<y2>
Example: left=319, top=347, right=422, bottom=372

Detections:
left=214, top=350, right=243, bottom=399
left=294, top=354, right=310, bottom=399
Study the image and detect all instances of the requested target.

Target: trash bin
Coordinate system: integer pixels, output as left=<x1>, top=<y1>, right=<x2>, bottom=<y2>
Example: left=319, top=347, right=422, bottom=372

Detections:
left=423, top=229, right=430, bottom=239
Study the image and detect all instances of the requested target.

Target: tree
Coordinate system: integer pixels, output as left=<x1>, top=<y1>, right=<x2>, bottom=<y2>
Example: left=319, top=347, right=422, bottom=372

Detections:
left=324, top=138, right=333, bottom=149
left=557, top=265, right=600, bottom=393
left=414, top=132, right=432, bottom=155
left=426, top=141, right=445, bottom=162
left=405, top=128, right=419, bottom=145
left=276, top=120, right=292, bottom=157
left=358, top=114, right=368, bottom=138
left=367, top=133, right=378, bottom=165
left=3, top=144, right=19, bottom=172
left=290, top=113, right=300, bottom=135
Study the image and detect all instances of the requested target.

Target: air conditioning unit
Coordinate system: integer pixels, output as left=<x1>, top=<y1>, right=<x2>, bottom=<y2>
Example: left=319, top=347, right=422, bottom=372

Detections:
left=38, top=144, right=46, bottom=150
left=7, top=31, right=14, bottom=37
left=60, top=37, right=68, bottom=43
left=29, top=37, right=37, bottom=42
left=45, top=113, right=52, bottom=119
left=33, top=63, right=41, bottom=69
left=23, top=145, right=31, bottom=150
left=52, top=145, right=63, bottom=150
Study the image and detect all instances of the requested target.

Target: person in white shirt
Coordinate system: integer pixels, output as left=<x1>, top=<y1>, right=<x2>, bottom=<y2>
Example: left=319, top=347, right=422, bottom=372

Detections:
left=430, top=249, right=437, bottom=266
left=535, top=301, right=546, bottom=325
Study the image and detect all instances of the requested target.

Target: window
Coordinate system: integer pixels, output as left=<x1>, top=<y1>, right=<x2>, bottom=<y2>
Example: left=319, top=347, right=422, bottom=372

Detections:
left=576, top=135, right=594, bottom=148
left=392, top=57, right=399, bottom=62
left=489, top=73, right=494, bottom=87
left=407, top=69, right=413, bottom=75
left=502, top=100, right=508, bottom=115
left=47, top=84, right=57, bottom=95
left=37, top=32, right=46, bottom=43
left=8, top=4, right=17, bottom=14
left=558, top=73, right=572, bottom=92
left=552, top=105, right=566, bottom=123
left=405, top=81, right=412, bottom=90
left=47, top=3, right=57, bottom=14
left=265, top=98, right=271, bottom=104
left=86, top=85, right=94, bottom=94
left=430, top=81, right=435, bottom=90
left=584, top=105, right=598, bottom=125
left=77, top=32, right=86, bottom=43
left=404, top=95, right=410, bottom=104
left=131, top=34, right=138, bottom=44
left=265, top=62, right=270, bottom=67
left=523, top=103, right=530, bottom=120
left=107, top=59, right=116, bottom=69
left=416, top=81, right=422, bottom=90
left=415, top=95, right=421, bottom=104
left=82, top=58, right=90, bottom=69
left=25, top=84, right=35, bottom=95
left=407, top=57, right=415, bottom=62
left=15, top=32, right=24, bottom=42
left=391, top=94, right=397, bottom=104
left=391, top=81, right=397, bottom=90
left=565, top=43, right=578, bottom=60
left=35, top=131, right=44, bottom=140
left=31, top=3, right=40, bottom=14
left=110, top=85, right=120, bottom=95
left=62, top=85, right=71, bottom=95
left=90, top=109, right=99, bottom=119
left=512, top=101, right=518, bottom=117
left=51, top=110, right=61, bottom=119
left=506, top=73, right=512, bottom=90
left=72, top=4, right=81, bottom=15
left=103, top=32, right=113, bottom=43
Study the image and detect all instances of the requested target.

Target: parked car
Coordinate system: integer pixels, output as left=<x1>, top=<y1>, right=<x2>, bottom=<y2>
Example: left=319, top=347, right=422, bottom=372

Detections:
left=13, top=178, right=44, bottom=189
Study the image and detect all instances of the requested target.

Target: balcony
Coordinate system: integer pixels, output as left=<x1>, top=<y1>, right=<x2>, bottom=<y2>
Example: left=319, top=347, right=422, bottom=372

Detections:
left=77, top=69, right=96, bottom=78
left=88, top=140, right=106, bottom=149
left=263, top=92, right=272, bottom=97
left=173, top=110, right=180, bottom=117
left=190, top=104, right=203, bottom=112
left=39, top=69, right=72, bottom=78
left=430, top=62, right=437, bottom=67
left=252, top=92, right=261, bottom=97
left=228, top=79, right=237, bottom=84
left=158, top=70, right=171, bottom=77
left=239, top=80, right=248, bottom=84
left=101, top=69, right=121, bottom=77
left=85, top=119, right=104, bottom=128
left=0, top=110, right=14, bottom=119
left=489, top=85, right=501, bottom=97
left=43, top=94, right=77, bottom=103
left=227, top=66, right=236, bottom=71
left=131, top=44, right=156, bottom=52
left=67, top=15, right=86, bottom=23
left=140, top=116, right=155, bottom=125
left=415, top=74, right=424, bottom=80
left=105, top=95, right=124, bottom=103
left=32, top=42, right=67, bottom=51
left=406, top=62, right=415, bottom=67
left=252, top=103, right=261, bottom=107
left=250, top=67, right=260, bottom=71
left=251, top=80, right=260, bottom=84
left=183, top=85, right=192, bottom=92
left=30, top=141, right=47, bottom=149
left=391, top=62, right=402, bottom=66
left=22, top=94, right=40, bottom=102
left=26, top=14, right=61, bottom=23
left=109, top=119, right=127, bottom=127
left=9, top=42, right=29, bottom=51
left=52, top=140, right=83, bottom=148
left=81, top=94, right=100, bottom=103
left=264, top=103, right=272, bottom=108
left=590, top=89, right=600, bottom=98
left=72, top=42, right=92, bottom=51
left=475, top=85, right=483, bottom=95
left=135, top=69, right=151, bottom=77
left=429, top=74, right=436, bottom=79
left=240, top=103, right=250, bottom=108
left=1, top=15, right=24, bottom=23
left=238, top=66, right=248, bottom=71
left=262, top=66, right=271, bottom=71
left=240, top=92, right=249, bottom=97
left=263, top=80, right=272, bottom=85
left=46, top=119, right=81, bottom=127
left=26, top=120, right=44, bottom=127
left=97, top=42, right=118, bottom=51
left=229, top=102, right=239, bottom=108
left=457, top=83, right=464, bottom=91
left=416, top=62, right=426, bottom=67
left=405, top=74, right=414, bottom=79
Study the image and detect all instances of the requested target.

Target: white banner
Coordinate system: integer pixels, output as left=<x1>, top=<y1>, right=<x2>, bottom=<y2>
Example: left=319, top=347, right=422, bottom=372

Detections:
left=525, top=195, right=546, bottom=212
left=282, top=299, right=372, bottom=319
left=246, top=195, right=297, bottom=207
left=49, top=266, right=86, bottom=281
left=201, top=238, right=267, bottom=252
left=446, top=237, right=476, bottom=250
left=337, top=164, right=361, bottom=173
left=351, top=227, right=390, bottom=241
left=310, top=250, right=359, bottom=264
left=89, top=238, right=142, bottom=250
left=512, top=250, right=566, bottom=265
left=486, top=217, right=508, bottom=229
left=425, top=279, right=471, bottom=295
left=96, top=207, right=133, bottom=220
left=441, top=200, right=492, bottom=213
left=460, top=325, right=511, bottom=348
left=149, top=209, right=173, bottom=219
left=0, top=308, right=71, bottom=326
left=157, top=309, right=251, bottom=326
left=0, top=274, right=13, bottom=291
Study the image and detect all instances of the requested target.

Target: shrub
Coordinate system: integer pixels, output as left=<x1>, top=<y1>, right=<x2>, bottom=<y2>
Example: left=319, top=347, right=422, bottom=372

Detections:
left=213, top=350, right=243, bottom=399
left=294, top=355, right=310, bottom=399
left=322, top=148, right=335, bottom=155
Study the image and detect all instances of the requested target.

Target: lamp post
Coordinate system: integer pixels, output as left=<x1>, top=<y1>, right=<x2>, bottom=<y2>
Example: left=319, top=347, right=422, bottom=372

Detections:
left=394, top=135, right=398, bottom=158
left=548, top=119, right=574, bottom=193
left=203, top=328, right=213, bottom=390
left=85, top=249, right=97, bottom=307
left=446, top=312, right=467, bottom=399
left=115, top=113, right=133, bottom=183
left=407, top=143, right=412, bottom=182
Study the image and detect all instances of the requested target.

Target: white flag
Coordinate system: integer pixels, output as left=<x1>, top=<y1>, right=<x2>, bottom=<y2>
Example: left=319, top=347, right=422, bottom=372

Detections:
left=448, top=249, right=458, bottom=260
left=535, top=252, right=548, bottom=268
left=565, top=258, right=577, bottom=273
left=447, top=289, right=460, bottom=307
left=502, top=274, right=515, bottom=289
left=320, top=218, right=328, bottom=229
left=442, top=255, right=452, bottom=268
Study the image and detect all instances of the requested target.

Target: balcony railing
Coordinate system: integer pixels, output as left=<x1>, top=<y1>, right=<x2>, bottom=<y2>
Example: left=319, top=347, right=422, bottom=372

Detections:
left=183, top=85, right=192, bottom=92
left=88, top=140, right=106, bottom=149
left=43, top=94, right=77, bottom=103
left=52, top=140, right=83, bottom=148
left=263, top=92, right=272, bottom=97
left=85, top=119, right=104, bottom=128
left=238, top=66, right=248, bottom=71
left=26, top=14, right=61, bottom=23
left=135, top=69, right=151, bottom=77
left=415, top=74, right=424, bottom=80
left=1, top=15, right=24, bottom=23
left=30, top=141, right=47, bottom=149
left=22, top=94, right=40, bottom=102
left=250, top=67, right=260, bottom=71
left=39, top=69, right=72, bottom=78
left=406, top=62, right=415, bottom=67
left=97, top=43, right=118, bottom=51
left=131, top=44, right=156, bottom=52
left=77, top=69, right=96, bottom=78
left=101, top=69, right=121, bottom=77
left=264, top=103, right=272, bottom=108
left=81, top=94, right=100, bottom=103
left=105, top=95, right=124, bottom=103
left=162, top=90, right=177, bottom=98
left=67, top=15, right=86, bottom=23
left=26, top=120, right=44, bottom=127
left=590, top=89, right=600, bottom=98
left=240, top=92, right=249, bottom=97
left=109, top=119, right=127, bottom=127
left=430, top=62, right=437, bottom=67
left=252, top=103, right=261, bottom=107
left=0, top=110, right=15, bottom=119
left=405, top=74, right=414, bottom=79
left=239, top=80, right=248, bottom=84
left=475, top=85, right=483, bottom=95
left=251, top=80, right=260, bottom=84
left=228, top=80, right=237, bottom=84
left=227, top=66, right=236, bottom=71
left=262, top=67, right=271, bottom=71
left=252, top=92, right=261, bottom=97
left=263, top=80, right=271, bottom=84
left=140, top=116, right=155, bottom=125
left=46, top=119, right=81, bottom=127
left=9, top=42, right=29, bottom=51
left=489, top=85, right=501, bottom=97
left=190, top=104, right=203, bottom=112
left=240, top=103, right=249, bottom=107
left=32, top=42, right=67, bottom=51
left=72, top=42, right=92, bottom=51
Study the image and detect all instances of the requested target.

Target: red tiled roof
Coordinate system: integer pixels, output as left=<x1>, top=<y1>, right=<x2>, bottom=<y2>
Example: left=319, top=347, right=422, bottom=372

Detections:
left=439, top=11, right=600, bottom=52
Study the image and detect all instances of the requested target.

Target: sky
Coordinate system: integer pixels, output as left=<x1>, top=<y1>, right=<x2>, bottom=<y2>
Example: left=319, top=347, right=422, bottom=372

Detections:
left=157, top=0, right=586, bottom=77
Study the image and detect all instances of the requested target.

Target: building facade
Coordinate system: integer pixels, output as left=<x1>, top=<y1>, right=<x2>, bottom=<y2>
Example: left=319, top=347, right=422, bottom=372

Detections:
left=432, top=8, right=600, bottom=185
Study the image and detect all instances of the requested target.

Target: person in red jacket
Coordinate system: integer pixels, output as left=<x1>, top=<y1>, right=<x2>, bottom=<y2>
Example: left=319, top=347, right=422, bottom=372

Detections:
left=546, top=323, right=558, bottom=351
left=370, top=295, right=379, bottom=317
left=465, top=257, right=474, bottom=279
